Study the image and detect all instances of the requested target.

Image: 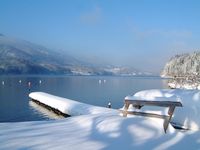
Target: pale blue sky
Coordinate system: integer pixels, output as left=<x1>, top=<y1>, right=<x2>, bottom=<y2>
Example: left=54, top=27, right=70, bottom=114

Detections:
left=1, top=0, right=200, bottom=73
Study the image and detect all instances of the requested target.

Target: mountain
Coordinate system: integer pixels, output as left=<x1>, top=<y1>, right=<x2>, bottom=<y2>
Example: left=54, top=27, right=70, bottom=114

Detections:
left=161, top=52, right=200, bottom=77
left=0, top=34, right=80, bottom=74
left=0, top=34, right=151, bottom=76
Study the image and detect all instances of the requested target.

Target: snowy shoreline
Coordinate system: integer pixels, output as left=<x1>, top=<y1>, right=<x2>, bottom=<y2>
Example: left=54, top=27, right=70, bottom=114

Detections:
left=165, top=76, right=200, bottom=90
left=1, top=89, right=200, bottom=149
left=168, top=81, right=200, bottom=90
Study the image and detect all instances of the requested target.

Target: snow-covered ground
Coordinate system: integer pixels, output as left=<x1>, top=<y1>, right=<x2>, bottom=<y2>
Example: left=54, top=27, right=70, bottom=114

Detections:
left=1, top=90, right=200, bottom=150
left=1, top=114, right=200, bottom=150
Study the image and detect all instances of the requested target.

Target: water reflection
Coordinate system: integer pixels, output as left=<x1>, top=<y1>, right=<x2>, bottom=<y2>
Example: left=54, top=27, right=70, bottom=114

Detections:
left=29, top=101, right=65, bottom=120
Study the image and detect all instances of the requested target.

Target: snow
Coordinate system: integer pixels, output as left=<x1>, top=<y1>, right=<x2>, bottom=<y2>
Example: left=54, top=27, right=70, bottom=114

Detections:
left=0, top=113, right=200, bottom=150
left=1, top=90, right=200, bottom=149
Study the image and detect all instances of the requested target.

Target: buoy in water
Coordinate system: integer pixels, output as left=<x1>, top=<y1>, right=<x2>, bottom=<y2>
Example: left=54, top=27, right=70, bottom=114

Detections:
left=28, top=82, right=31, bottom=91
left=19, top=80, right=22, bottom=84
left=103, top=79, right=106, bottom=83
left=99, top=80, right=102, bottom=84
left=2, top=81, right=4, bottom=85
left=39, top=80, right=42, bottom=84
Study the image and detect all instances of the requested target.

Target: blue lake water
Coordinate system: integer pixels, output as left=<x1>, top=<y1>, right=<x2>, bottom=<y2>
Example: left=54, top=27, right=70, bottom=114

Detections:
left=0, top=76, right=168, bottom=122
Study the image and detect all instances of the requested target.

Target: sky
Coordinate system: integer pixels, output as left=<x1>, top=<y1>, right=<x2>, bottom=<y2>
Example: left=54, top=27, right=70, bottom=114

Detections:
left=0, top=0, right=200, bottom=73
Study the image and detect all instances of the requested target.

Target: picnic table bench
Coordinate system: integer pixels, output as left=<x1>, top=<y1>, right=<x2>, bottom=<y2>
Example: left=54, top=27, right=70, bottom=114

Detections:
left=122, top=99, right=183, bottom=133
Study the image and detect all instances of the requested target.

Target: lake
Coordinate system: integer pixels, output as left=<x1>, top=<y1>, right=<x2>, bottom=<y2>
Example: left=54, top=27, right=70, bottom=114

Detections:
left=0, top=76, right=168, bottom=122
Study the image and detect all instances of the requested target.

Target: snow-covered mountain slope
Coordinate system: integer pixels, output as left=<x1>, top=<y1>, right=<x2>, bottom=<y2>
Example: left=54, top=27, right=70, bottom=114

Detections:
left=0, top=34, right=151, bottom=76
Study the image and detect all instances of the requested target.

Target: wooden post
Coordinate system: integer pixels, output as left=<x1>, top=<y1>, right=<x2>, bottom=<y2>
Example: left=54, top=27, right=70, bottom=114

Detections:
left=123, top=103, right=129, bottom=117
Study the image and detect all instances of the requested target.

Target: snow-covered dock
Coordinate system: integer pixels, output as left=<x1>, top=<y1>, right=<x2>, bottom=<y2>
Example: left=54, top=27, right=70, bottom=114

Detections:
left=29, top=92, right=118, bottom=116
left=1, top=89, right=200, bottom=150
